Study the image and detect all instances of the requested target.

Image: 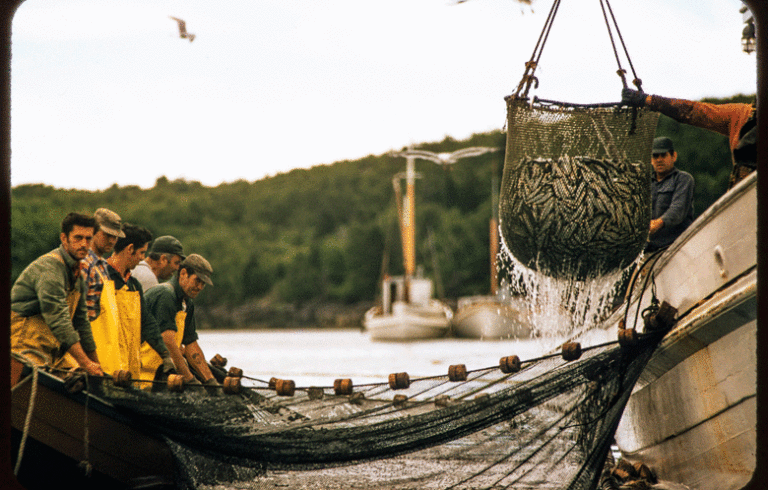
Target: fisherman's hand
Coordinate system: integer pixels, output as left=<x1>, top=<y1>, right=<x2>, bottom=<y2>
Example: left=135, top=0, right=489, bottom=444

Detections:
left=161, top=354, right=177, bottom=375
left=83, top=360, right=104, bottom=377
left=621, top=88, right=646, bottom=107
left=203, top=377, right=220, bottom=395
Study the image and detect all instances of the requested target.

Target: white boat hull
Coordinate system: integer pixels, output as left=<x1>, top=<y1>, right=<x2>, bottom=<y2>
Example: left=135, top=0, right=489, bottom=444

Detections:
left=451, top=296, right=532, bottom=339
left=364, top=300, right=452, bottom=341
left=613, top=173, right=757, bottom=490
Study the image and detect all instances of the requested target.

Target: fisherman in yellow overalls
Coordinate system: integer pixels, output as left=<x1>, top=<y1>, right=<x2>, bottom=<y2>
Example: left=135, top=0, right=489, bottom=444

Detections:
left=10, top=213, right=104, bottom=376
left=86, top=223, right=175, bottom=382
left=81, top=207, right=126, bottom=372
left=141, top=254, right=219, bottom=389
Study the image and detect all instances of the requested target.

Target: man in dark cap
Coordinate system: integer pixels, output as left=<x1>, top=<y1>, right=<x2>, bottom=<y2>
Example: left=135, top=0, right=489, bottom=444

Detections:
left=140, top=253, right=219, bottom=388
left=83, top=208, right=126, bottom=322
left=647, top=136, right=695, bottom=252
left=132, top=235, right=185, bottom=292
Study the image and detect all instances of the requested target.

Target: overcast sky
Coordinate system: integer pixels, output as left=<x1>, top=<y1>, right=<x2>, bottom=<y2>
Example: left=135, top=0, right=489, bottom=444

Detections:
left=10, top=0, right=757, bottom=191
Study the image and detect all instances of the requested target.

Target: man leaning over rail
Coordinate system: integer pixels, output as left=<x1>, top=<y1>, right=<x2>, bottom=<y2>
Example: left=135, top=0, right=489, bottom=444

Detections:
left=622, top=88, right=756, bottom=188
left=140, top=253, right=220, bottom=389
left=646, top=136, right=695, bottom=253
left=10, top=213, right=104, bottom=376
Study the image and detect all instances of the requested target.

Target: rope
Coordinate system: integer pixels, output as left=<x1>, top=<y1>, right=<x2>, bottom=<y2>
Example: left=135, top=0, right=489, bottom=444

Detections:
left=601, top=0, right=642, bottom=90
left=14, top=364, right=38, bottom=476
left=621, top=250, right=665, bottom=330
left=78, top=374, right=93, bottom=478
left=598, top=0, right=628, bottom=88
left=513, top=0, right=642, bottom=98
left=512, top=0, right=562, bottom=98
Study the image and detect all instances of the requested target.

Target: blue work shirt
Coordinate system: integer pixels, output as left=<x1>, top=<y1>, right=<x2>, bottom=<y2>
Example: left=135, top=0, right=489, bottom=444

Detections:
left=648, top=167, right=695, bottom=251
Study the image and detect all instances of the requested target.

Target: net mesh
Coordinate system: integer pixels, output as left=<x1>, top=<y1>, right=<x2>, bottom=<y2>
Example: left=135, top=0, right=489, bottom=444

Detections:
left=500, top=97, right=660, bottom=280
left=88, top=331, right=665, bottom=490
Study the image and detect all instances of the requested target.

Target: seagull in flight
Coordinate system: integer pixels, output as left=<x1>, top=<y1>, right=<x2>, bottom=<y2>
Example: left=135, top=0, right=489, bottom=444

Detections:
left=170, top=16, right=195, bottom=42
left=390, top=147, right=500, bottom=165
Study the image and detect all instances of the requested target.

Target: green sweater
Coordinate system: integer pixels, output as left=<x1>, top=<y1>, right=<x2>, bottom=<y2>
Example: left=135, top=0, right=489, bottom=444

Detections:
left=11, top=245, right=96, bottom=353
left=144, top=275, right=199, bottom=346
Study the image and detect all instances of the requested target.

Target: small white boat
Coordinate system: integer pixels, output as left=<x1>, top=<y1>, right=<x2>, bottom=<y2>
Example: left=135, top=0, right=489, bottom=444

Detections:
left=364, top=151, right=452, bottom=341
left=452, top=175, right=532, bottom=340
left=365, top=275, right=452, bottom=341
left=612, top=172, right=757, bottom=490
left=451, top=293, right=531, bottom=339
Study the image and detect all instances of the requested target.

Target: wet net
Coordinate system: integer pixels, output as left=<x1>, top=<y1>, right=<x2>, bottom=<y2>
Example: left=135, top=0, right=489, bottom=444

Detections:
left=87, top=329, right=666, bottom=490
left=499, top=97, right=660, bottom=280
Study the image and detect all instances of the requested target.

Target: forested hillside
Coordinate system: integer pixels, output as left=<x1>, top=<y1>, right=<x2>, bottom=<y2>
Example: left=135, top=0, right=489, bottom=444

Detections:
left=11, top=95, right=749, bottom=329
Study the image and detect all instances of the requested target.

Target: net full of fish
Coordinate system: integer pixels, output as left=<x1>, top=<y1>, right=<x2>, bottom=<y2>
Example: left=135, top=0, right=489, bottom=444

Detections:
left=500, top=97, right=660, bottom=280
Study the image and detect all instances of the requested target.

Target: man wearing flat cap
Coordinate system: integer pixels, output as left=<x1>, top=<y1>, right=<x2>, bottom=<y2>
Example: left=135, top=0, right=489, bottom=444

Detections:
left=140, top=253, right=219, bottom=388
left=647, top=136, right=695, bottom=252
left=83, top=208, right=126, bottom=322
left=132, top=235, right=185, bottom=292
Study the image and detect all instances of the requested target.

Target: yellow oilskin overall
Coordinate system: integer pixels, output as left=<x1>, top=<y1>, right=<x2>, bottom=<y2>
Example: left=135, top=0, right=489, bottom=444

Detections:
left=89, top=266, right=142, bottom=379
left=11, top=253, right=80, bottom=371
left=139, top=310, right=186, bottom=389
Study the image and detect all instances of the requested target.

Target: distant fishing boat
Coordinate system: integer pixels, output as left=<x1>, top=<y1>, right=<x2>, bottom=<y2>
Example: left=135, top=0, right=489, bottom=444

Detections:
left=452, top=176, right=532, bottom=340
left=364, top=151, right=452, bottom=341
left=611, top=171, right=756, bottom=490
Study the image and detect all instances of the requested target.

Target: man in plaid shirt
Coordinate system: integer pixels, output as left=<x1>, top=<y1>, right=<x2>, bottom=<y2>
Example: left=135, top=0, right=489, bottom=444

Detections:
left=83, top=208, right=125, bottom=321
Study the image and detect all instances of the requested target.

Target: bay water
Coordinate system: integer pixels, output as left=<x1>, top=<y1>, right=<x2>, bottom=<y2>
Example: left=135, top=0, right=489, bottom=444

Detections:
left=197, top=327, right=613, bottom=389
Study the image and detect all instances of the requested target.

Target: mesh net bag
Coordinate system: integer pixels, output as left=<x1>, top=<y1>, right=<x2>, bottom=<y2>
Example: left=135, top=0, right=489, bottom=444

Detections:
left=500, top=97, right=660, bottom=280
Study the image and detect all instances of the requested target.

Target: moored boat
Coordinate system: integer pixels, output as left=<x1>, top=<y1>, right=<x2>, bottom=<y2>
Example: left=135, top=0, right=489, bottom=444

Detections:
left=612, top=171, right=757, bottom=490
left=451, top=294, right=531, bottom=339
left=364, top=275, right=452, bottom=341
left=452, top=174, right=532, bottom=340
left=364, top=150, right=452, bottom=341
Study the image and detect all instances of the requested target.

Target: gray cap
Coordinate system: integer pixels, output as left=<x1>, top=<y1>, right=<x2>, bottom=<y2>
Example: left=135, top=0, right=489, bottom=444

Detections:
left=652, top=137, right=674, bottom=155
left=93, top=208, right=126, bottom=238
left=181, top=253, right=213, bottom=286
left=150, top=235, right=185, bottom=259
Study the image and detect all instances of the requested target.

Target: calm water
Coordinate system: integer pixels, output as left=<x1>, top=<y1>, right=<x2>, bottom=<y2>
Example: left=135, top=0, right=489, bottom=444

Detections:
left=197, top=327, right=614, bottom=388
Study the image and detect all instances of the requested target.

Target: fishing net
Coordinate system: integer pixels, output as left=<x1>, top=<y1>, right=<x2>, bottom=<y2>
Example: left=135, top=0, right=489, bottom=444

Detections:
left=87, top=330, right=666, bottom=490
left=499, top=97, right=660, bottom=280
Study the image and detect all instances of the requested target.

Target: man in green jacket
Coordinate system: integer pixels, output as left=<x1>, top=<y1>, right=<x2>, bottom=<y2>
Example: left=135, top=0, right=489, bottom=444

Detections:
left=140, top=253, right=218, bottom=387
left=11, top=212, right=104, bottom=376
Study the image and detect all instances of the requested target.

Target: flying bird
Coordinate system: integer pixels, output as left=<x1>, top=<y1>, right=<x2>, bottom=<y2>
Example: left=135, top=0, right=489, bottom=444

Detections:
left=390, top=147, right=500, bottom=165
left=170, top=16, right=195, bottom=42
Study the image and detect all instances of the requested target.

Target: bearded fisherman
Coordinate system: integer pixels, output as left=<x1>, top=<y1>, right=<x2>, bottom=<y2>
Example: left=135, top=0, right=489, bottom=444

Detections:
left=141, top=254, right=219, bottom=389
left=89, top=223, right=175, bottom=381
left=11, top=213, right=104, bottom=376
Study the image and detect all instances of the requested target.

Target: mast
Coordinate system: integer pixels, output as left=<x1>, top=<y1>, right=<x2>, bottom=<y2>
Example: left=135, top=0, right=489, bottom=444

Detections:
left=403, top=154, right=417, bottom=288
left=490, top=174, right=500, bottom=295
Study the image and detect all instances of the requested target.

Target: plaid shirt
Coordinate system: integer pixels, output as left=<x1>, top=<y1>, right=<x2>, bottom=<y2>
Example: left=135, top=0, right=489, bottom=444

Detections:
left=82, top=249, right=110, bottom=321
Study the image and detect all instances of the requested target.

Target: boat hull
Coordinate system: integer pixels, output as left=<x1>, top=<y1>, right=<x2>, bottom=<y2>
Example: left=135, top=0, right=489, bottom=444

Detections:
left=10, top=360, right=176, bottom=488
left=451, top=296, right=532, bottom=339
left=364, top=300, right=452, bottom=341
left=614, top=173, right=757, bottom=490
